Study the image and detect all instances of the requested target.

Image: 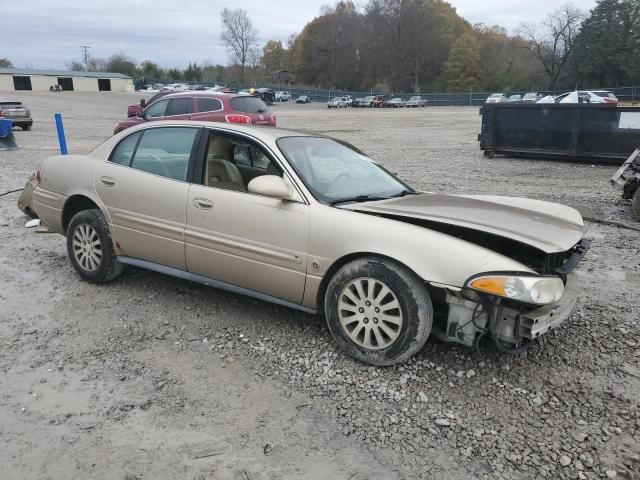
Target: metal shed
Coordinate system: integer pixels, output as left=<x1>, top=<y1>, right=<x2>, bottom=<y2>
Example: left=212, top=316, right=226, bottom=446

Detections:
left=0, top=68, right=134, bottom=92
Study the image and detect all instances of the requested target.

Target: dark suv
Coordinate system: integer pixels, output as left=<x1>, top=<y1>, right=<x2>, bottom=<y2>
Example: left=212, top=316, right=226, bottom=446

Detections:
left=114, top=92, right=276, bottom=134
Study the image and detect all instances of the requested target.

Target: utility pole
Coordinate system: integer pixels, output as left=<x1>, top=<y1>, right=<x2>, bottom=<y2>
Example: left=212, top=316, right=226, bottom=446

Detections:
left=80, top=46, right=90, bottom=71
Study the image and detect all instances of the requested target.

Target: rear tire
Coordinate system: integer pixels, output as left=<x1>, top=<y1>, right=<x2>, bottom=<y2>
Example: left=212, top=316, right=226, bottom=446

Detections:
left=66, top=209, right=124, bottom=283
left=324, top=257, right=433, bottom=366
left=23, top=125, right=32, bottom=131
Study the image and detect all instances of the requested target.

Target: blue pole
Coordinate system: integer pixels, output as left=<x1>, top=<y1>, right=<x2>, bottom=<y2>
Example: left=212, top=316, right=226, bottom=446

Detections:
left=54, top=113, right=68, bottom=155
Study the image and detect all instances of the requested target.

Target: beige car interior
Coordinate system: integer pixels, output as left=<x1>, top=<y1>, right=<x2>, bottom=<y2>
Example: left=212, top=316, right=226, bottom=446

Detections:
left=203, top=135, right=281, bottom=192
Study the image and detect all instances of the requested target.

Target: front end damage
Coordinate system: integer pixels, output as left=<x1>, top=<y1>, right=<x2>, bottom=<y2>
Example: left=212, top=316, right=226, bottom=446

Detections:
left=429, top=238, right=590, bottom=352
left=430, top=272, right=579, bottom=352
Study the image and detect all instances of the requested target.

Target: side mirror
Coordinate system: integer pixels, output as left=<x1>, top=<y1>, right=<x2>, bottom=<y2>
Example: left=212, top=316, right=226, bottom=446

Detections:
left=247, top=175, right=292, bottom=199
left=136, top=110, right=145, bottom=119
left=140, top=99, right=146, bottom=107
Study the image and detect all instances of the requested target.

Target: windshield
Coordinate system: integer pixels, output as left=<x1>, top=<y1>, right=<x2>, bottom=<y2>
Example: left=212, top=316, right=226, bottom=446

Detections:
left=489, top=94, right=503, bottom=98
left=277, top=137, right=411, bottom=204
left=330, top=97, right=342, bottom=102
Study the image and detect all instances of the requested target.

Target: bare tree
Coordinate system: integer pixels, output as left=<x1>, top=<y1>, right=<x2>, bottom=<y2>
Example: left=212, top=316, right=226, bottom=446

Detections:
left=519, top=4, right=584, bottom=88
left=220, top=8, right=258, bottom=84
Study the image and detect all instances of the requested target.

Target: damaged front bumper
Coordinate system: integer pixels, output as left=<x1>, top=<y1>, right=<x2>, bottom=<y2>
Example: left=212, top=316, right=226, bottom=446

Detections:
left=433, top=273, right=579, bottom=350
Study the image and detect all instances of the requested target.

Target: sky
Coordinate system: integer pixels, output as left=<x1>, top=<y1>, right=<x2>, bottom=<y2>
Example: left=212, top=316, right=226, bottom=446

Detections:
left=4, top=0, right=598, bottom=70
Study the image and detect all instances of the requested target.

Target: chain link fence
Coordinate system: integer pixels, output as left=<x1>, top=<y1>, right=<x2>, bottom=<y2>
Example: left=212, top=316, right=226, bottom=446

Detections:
left=134, top=78, right=640, bottom=106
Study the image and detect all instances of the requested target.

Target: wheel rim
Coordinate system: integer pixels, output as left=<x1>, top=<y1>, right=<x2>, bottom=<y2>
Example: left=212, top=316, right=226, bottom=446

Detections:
left=72, top=223, right=102, bottom=272
left=337, top=277, right=403, bottom=350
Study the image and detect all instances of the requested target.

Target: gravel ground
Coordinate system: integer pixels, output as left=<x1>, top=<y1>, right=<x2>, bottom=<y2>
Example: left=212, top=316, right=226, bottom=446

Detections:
left=0, top=92, right=638, bottom=480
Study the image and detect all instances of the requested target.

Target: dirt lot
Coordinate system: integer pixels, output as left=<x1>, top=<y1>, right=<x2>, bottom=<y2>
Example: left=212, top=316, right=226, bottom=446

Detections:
left=0, top=92, right=638, bottom=480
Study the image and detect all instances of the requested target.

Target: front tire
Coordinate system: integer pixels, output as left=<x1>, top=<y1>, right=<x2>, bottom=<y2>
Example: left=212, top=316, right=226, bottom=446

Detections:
left=66, top=209, right=124, bottom=283
left=324, top=257, right=433, bottom=365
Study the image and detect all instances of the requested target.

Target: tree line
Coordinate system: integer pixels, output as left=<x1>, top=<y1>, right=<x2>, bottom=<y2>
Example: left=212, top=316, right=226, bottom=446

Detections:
left=3, top=0, right=638, bottom=92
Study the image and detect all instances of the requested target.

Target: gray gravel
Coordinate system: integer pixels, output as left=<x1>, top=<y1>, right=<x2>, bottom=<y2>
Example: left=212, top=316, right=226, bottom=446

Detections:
left=0, top=92, right=638, bottom=480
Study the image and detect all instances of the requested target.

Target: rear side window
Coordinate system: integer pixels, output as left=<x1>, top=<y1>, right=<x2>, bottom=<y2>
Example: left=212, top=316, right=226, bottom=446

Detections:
left=166, top=98, right=193, bottom=116
left=130, top=127, right=198, bottom=181
left=197, top=97, right=223, bottom=112
left=231, top=96, right=268, bottom=114
left=110, top=132, right=142, bottom=166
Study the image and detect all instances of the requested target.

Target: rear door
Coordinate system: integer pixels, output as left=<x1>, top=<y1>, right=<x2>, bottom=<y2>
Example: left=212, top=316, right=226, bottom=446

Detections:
left=191, top=97, right=225, bottom=122
left=95, top=126, right=201, bottom=269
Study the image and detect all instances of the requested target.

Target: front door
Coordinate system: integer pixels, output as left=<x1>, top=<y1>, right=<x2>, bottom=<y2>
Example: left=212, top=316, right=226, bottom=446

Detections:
left=185, top=130, right=309, bottom=303
left=95, top=126, right=200, bottom=269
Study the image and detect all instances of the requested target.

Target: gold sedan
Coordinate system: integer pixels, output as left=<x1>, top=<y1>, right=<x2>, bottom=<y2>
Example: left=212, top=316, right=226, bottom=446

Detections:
left=31, top=121, right=590, bottom=365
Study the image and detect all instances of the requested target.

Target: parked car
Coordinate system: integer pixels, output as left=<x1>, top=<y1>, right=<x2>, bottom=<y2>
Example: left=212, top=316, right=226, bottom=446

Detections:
left=31, top=122, right=589, bottom=365
left=372, top=95, right=389, bottom=108
left=327, top=97, right=349, bottom=108
left=507, top=95, right=522, bottom=103
left=556, top=90, right=618, bottom=104
left=127, top=90, right=173, bottom=118
left=344, top=95, right=353, bottom=106
left=0, top=100, right=32, bottom=130
left=521, top=92, right=542, bottom=103
left=486, top=93, right=508, bottom=103
left=384, top=97, right=406, bottom=108
left=275, top=91, right=291, bottom=102
left=295, top=95, right=311, bottom=104
left=163, top=83, right=189, bottom=91
left=254, top=88, right=275, bottom=106
left=406, top=96, right=427, bottom=107
left=115, top=92, right=276, bottom=134
left=352, top=96, right=375, bottom=108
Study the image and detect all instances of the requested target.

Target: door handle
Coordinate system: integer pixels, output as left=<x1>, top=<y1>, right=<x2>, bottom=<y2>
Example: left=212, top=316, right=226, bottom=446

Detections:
left=193, top=197, right=214, bottom=210
left=100, top=176, right=116, bottom=187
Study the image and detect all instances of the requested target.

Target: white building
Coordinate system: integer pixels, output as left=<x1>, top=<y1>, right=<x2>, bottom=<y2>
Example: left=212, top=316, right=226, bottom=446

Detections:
left=0, top=68, right=134, bottom=92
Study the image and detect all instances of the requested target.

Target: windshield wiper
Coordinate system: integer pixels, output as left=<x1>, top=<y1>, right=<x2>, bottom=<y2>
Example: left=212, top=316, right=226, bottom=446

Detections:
left=330, top=194, right=388, bottom=206
left=388, top=189, right=418, bottom=198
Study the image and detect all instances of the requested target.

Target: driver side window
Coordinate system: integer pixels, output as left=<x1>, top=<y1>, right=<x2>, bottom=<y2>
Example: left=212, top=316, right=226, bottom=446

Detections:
left=145, top=99, right=169, bottom=118
left=200, top=131, right=282, bottom=193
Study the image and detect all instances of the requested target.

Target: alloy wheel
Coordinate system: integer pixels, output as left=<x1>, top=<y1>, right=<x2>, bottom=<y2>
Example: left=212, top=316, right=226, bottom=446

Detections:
left=337, top=277, right=403, bottom=350
left=72, top=223, right=102, bottom=272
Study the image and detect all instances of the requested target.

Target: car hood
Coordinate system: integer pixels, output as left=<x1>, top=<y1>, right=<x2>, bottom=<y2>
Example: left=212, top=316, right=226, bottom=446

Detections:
left=339, top=193, right=585, bottom=253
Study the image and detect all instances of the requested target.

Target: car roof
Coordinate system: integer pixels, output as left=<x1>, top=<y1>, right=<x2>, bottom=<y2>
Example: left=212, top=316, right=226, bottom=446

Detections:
left=122, top=119, right=314, bottom=143
left=162, top=91, right=239, bottom=99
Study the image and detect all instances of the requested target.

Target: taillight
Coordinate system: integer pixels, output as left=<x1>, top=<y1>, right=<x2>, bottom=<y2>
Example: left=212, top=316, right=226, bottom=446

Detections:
left=0, top=110, right=4, bottom=117
left=225, top=114, right=252, bottom=125
left=35, top=168, right=42, bottom=184
left=270, top=114, right=276, bottom=125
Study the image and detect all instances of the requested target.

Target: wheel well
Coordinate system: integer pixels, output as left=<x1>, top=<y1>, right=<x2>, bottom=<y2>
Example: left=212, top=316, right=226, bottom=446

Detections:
left=62, top=195, right=100, bottom=232
left=315, top=252, right=422, bottom=315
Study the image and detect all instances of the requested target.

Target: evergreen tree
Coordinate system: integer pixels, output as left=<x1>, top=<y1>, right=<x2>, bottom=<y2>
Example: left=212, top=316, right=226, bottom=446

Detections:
left=571, top=0, right=640, bottom=86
